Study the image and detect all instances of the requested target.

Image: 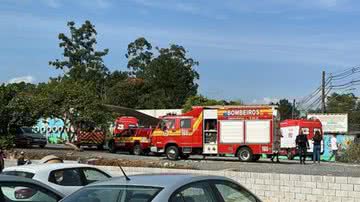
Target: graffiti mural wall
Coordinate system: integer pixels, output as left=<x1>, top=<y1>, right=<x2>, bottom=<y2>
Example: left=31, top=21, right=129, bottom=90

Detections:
left=33, top=118, right=69, bottom=144
left=321, top=134, right=354, bottom=161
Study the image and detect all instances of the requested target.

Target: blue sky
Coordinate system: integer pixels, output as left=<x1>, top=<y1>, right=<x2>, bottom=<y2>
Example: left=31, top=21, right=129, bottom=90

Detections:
left=1, top=0, right=360, bottom=105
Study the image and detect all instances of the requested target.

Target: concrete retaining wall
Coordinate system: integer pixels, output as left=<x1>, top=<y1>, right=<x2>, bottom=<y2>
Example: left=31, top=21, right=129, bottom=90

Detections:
left=98, top=166, right=360, bottom=202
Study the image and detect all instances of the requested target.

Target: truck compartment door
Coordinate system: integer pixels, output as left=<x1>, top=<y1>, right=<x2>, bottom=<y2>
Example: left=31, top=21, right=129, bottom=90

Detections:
left=219, top=120, right=244, bottom=144
left=245, top=120, right=271, bottom=144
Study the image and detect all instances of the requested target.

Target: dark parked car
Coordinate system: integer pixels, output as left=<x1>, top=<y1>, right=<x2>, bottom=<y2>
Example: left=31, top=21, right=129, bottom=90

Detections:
left=13, top=127, right=47, bottom=148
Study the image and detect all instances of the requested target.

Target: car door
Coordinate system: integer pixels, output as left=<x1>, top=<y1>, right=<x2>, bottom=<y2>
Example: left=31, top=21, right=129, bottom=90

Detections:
left=48, top=168, right=83, bottom=196
left=169, top=181, right=217, bottom=202
left=210, top=180, right=260, bottom=202
left=80, top=168, right=111, bottom=185
left=0, top=181, right=62, bottom=202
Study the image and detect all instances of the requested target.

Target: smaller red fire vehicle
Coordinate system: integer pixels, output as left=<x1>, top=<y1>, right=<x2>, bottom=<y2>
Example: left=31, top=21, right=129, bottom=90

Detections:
left=280, top=119, right=323, bottom=159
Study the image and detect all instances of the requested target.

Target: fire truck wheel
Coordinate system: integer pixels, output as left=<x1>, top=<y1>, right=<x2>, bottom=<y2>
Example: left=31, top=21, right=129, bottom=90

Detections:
left=133, top=144, right=142, bottom=155
left=166, top=146, right=179, bottom=160
left=108, top=141, right=116, bottom=153
left=237, top=147, right=253, bottom=162
left=97, top=144, right=104, bottom=150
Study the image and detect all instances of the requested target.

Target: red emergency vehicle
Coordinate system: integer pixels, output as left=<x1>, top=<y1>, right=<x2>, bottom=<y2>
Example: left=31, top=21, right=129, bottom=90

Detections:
left=108, top=116, right=152, bottom=155
left=113, top=116, right=139, bottom=135
left=280, top=119, right=323, bottom=160
left=74, top=121, right=106, bottom=149
left=150, top=105, right=281, bottom=161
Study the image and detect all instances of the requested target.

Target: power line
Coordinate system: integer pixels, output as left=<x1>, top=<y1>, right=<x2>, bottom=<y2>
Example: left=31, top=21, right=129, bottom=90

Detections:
left=328, top=66, right=360, bottom=78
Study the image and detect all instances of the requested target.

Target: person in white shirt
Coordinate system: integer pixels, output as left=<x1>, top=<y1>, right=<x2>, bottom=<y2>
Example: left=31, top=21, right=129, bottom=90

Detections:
left=329, top=134, right=338, bottom=162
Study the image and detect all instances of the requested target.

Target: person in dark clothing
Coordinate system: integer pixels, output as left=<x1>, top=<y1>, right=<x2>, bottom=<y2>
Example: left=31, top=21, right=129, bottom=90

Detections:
left=296, top=131, right=309, bottom=164
left=312, top=131, right=322, bottom=164
left=0, top=149, right=5, bottom=173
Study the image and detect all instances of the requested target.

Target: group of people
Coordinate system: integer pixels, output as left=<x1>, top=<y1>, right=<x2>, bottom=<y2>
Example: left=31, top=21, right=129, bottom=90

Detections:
left=271, top=131, right=339, bottom=164
left=296, top=131, right=338, bottom=164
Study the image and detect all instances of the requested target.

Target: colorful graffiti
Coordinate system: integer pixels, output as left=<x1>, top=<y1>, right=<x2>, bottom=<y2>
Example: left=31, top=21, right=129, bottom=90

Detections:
left=276, top=134, right=355, bottom=161
left=33, top=118, right=69, bottom=144
left=321, top=134, right=354, bottom=161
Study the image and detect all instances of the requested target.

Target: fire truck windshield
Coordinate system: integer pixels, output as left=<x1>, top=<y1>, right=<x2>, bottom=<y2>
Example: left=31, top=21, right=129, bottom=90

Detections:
left=160, top=119, right=175, bottom=131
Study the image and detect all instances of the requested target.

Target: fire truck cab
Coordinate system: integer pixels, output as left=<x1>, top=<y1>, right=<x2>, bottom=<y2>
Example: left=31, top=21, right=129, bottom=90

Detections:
left=113, top=116, right=139, bottom=135
left=108, top=116, right=152, bottom=155
left=280, top=119, right=323, bottom=160
left=151, top=105, right=281, bottom=161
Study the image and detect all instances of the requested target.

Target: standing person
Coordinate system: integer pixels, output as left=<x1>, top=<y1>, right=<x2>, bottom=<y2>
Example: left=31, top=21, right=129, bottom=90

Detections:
left=329, top=134, right=338, bottom=162
left=312, top=131, right=322, bottom=164
left=17, top=151, right=26, bottom=166
left=296, top=131, right=309, bottom=164
left=0, top=149, right=5, bottom=173
left=271, top=132, right=282, bottom=163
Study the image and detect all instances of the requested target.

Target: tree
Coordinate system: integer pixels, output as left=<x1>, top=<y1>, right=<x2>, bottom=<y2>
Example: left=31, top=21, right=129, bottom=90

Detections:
left=49, top=21, right=109, bottom=99
left=182, top=95, right=243, bottom=113
left=0, top=83, right=40, bottom=134
left=273, top=99, right=298, bottom=120
left=126, top=38, right=199, bottom=108
left=47, top=20, right=114, bottom=142
left=326, top=93, right=356, bottom=113
left=326, top=93, right=360, bottom=124
left=36, top=80, right=111, bottom=142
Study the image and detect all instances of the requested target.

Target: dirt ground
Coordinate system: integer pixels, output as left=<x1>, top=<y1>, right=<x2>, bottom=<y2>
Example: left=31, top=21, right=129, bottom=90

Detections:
left=6, top=147, right=194, bottom=169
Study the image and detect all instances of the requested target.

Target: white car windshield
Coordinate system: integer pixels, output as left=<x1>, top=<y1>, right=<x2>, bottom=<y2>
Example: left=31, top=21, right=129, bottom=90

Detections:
left=61, top=186, right=162, bottom=202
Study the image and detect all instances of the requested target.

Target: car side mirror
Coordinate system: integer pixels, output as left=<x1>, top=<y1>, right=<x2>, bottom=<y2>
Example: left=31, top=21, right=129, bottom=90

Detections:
left=15, top=188, right=37, bottom=199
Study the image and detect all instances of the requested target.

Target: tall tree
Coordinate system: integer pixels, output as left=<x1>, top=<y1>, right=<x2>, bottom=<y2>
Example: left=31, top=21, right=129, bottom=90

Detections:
left=126, top=38, right=199, bottom=109
left=49, top=21, right=109, bottom=98
left=326, top=93, right=360, bottom=124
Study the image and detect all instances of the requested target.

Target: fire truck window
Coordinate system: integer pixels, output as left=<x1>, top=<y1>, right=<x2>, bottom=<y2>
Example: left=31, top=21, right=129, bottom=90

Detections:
left=121, top=130, right=130, bottom=137
left=180, top=119, right=191, bottom=129
left=161, top=119, right=175, bottom=130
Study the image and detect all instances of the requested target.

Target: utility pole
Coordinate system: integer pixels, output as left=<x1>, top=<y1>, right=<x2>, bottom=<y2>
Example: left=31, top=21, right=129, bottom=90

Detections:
left=321, top=71, right=326, bottom=113
left=292, top=99, right=296, bottom=119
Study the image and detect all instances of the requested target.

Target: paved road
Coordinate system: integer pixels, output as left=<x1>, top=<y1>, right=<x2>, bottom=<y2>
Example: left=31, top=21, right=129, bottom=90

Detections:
left=11, top=144, right=360, bottom=177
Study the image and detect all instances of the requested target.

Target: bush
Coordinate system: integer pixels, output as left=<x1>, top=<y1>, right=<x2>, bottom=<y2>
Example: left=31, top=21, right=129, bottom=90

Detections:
left=338, top=142, right=360, bottom=163
left=0, top=134, right=15, bottom=149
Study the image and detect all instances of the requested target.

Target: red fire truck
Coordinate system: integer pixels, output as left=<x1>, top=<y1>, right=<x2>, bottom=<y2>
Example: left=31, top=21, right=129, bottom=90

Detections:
left=280, top=119, right=323, bottom=160
left=108, top=116, right=152, bottom=155
left=74, top=121, right=106, bottom=150
left=150, top=105, right=281, bottom=161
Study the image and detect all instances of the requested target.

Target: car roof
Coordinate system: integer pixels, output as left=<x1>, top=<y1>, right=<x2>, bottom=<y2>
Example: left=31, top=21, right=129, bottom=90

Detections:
left=3, top=163, right=99, bottom=173
left=89, top=173, right=231, bottom=188
left=0, top=174, right=65, bottom=197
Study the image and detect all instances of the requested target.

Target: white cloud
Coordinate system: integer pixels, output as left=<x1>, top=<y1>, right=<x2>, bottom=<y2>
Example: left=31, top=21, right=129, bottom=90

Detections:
left=8, top=76, right=35, bottom=84
left=252, top=97, right=280, bottom=104
left=95, top=0, right=111, bottom=9
left=131, top=0, right=227, bottom=20
left=318, top=0, right=339, bottom=7
left=44, top=0, right=61, bottom=8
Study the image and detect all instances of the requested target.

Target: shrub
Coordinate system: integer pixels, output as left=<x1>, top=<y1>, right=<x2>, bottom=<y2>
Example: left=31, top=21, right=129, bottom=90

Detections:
left=0, top=134, right=15, bottom=149
left=338, top=142, right=360, bottom=163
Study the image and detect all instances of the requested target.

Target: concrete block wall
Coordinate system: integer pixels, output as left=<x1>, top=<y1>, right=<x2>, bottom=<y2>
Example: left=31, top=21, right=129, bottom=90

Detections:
left=98, top=166, right=360, bottom=202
